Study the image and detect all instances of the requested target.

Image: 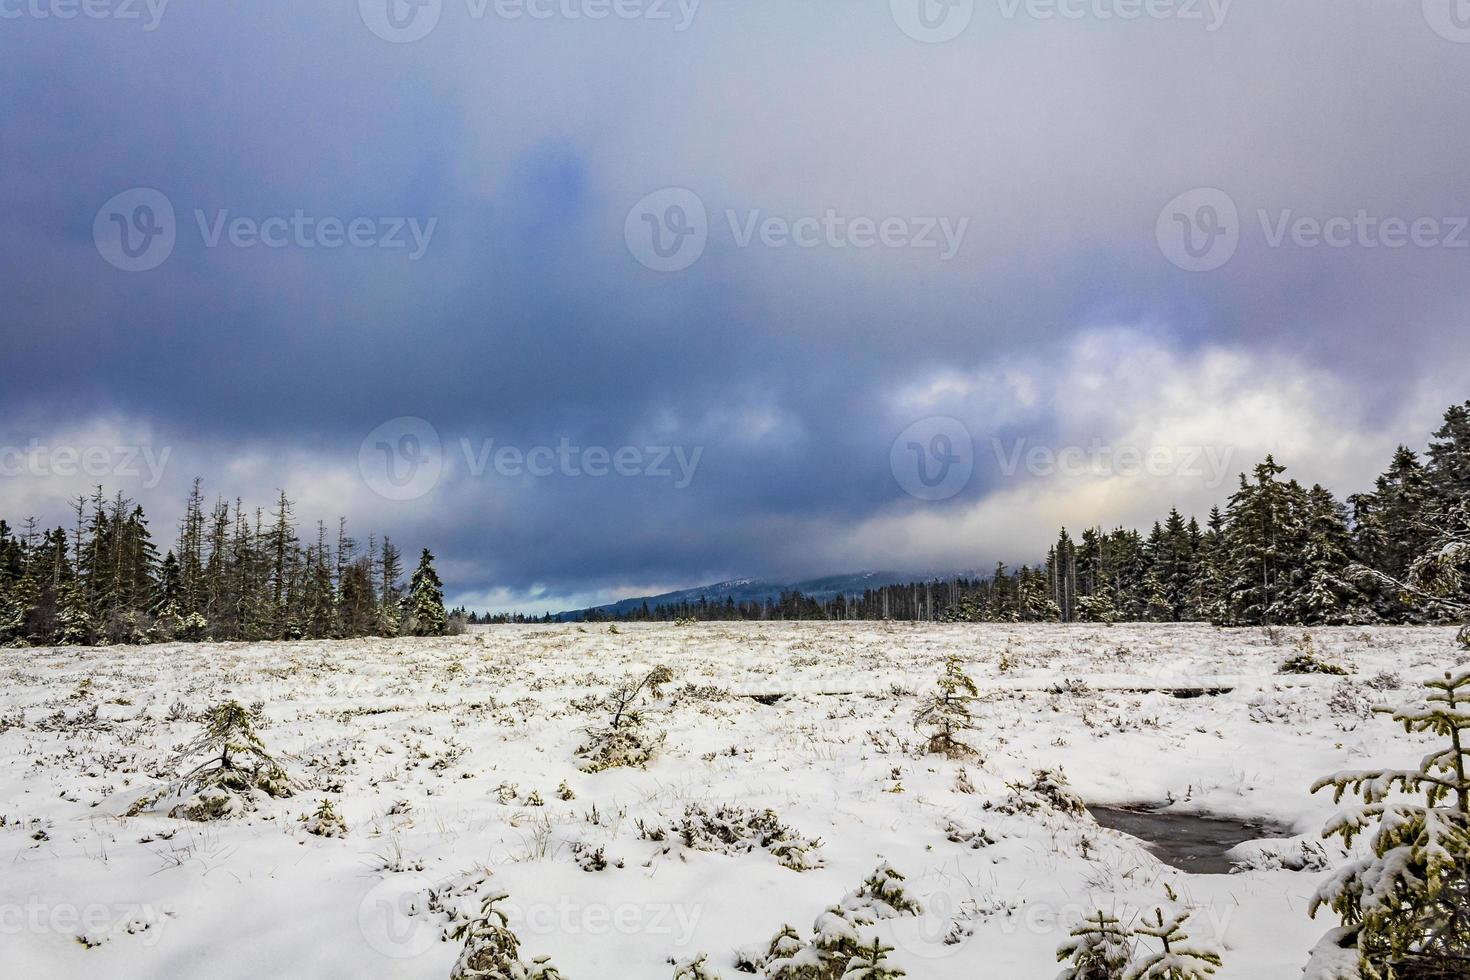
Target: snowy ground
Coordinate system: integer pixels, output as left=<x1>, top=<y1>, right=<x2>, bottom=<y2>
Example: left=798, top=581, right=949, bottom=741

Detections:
left=0, top=623, right=1463, bottom=979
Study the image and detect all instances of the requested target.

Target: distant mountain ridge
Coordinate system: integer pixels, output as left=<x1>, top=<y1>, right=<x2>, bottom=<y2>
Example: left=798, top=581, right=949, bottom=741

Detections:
left=558, top=570, right=970, bottom=620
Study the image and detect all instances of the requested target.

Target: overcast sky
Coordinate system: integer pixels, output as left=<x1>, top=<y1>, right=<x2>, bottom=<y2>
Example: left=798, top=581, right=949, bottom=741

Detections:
left=2, top=0, right=1467, bottom=612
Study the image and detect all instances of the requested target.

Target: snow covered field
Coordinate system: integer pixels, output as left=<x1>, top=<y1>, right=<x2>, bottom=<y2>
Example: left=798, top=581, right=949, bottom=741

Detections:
left=1, top=623, right=1463, bottom=979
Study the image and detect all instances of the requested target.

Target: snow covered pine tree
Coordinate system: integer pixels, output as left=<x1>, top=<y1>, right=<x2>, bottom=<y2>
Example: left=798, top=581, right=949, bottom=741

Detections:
left=1057, top=911, right=1132, bottom=980
left=913, top=655, right=980, bottom=758
left=1310, top=669, right=1470, bottom=978
left=408, top=547, right=449, bottom=636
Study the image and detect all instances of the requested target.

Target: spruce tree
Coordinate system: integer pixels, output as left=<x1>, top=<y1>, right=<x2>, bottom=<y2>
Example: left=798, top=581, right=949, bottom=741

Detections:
left=1017, top=565, right=1061, bottom=621
left=914, top=656, right=980, bottom=757
left=1223, top=457, right=1302, bottom=626
left=1427, top=401, right=1470, bottom=518
left=54, top=579, right=95, bottom=646
left=840, top=938, right=905, bottom=979
left=1194, top=508, right=1229, bottom=623
left=302, top=534, right=339, bottom=640
left=1351, top=448, right=1435, bottom=621
left=177, top=478, right=206, bottom=617
left=1143, top=568, right=1173, bottom=623
left=1109, top=529, right=1149, bottom=621
left=672, top=954, right=722, bottom=980
left=1125, top=909, right=1222, bottom=980
left=1050, top=529, right=1080, bottom=622
left=0, top=566, right=37, bottom=646
left=1311, top=669, right=1470, bottom=977
left=1156, top=509, right=1199, bottom=621
left=1297, top=484, right=1367, bottom=625
left=1077, top=580, right=1118, bottom=624
left=982, top=563, right=1014, bottom=621
left=1078, top=527, right=1110, bottom=599
left=1057, top=911, right=1132, bottom=980
left=266, top=490, right=297, bottom=638
left=165, top=699, right=291, bottom=819
left=152, top=551, right=181, bottom=615
left=408, top=548, right=448, bottom=637
left=451, top=890, right=564, bottom=980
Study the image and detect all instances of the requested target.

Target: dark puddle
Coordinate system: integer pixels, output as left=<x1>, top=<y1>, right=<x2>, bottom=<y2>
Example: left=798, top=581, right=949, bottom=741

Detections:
left=1087, top=805, right=1293, bottom=874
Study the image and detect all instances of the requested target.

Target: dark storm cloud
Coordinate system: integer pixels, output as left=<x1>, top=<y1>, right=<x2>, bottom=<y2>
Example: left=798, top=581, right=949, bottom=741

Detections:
left=2, top=0, right=1468, bottom=610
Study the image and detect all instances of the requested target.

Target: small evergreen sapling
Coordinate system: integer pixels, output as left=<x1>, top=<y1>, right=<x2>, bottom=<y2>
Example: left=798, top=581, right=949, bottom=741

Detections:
left=850, top=864, right=923, bottom=918
left=1310, top=669, right=1470, bottom=978
left=577, top=666, right=675, bottom=771
left=1057, top=911, right=1133, bottom=980
left=178, top=611, right=209, bottom=642
left=640, top=803, right=824, bottom=871
left=450, top=891, right=563, bottom=980
left=166, top=699, right=292, bottom=820
left=1280, top=633, right=1350, bottom=676
left=149, top=599, right=184, bottom=642
left=998, top=768, right=1087, bottom=816
left=671, top=953, right=723, bottom=979
left=913, top=656, right=980, bottom=758
left=1124, top=909, right=1222, bottom=980
left=760, top=864, right=922, bottom=980
left=752, top=922, right=811, bottom=975
left=302, top=798, right=348, bottom=837
left=840, top=938, right=906, bottom=979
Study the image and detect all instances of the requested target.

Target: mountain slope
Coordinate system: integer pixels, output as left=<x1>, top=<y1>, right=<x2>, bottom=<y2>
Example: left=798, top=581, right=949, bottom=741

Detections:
left=559, top=571, right=923, bottom=619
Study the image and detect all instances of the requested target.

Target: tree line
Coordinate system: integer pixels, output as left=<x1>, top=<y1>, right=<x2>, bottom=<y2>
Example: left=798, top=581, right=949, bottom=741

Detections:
left=5, top=399, right=1467, bottom=640
left=0, top=481, right=451, bottom=646
left=556, top=399, right=1470, bottom=627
